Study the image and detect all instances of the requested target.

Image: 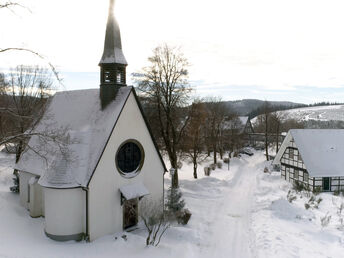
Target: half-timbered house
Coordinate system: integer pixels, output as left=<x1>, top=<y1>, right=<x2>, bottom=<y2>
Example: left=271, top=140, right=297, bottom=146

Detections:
left=273, top=129, right=344, bottom=192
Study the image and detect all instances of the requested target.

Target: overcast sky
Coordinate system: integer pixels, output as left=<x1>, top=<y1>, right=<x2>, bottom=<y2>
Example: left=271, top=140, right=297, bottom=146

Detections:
left=2, top=0, right=344, bottom=104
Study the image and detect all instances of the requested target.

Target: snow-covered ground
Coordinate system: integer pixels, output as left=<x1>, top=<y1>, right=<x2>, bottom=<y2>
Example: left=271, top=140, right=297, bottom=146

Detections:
left=1, top=149, right=344, bottom=257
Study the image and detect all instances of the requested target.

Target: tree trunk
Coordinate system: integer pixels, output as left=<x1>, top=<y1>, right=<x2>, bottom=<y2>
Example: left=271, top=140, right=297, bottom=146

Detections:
left=219, top=147, right=223, bottom=160
left=276, top=123, right=280, bottom=154
left=193, top=163, right=197, bottom=179
left=265, top=115, right=269, bottom=161
left=13, top=140, right=24, bottom=184
left=193, top=150, right=198, bottom=179
left=170, top=157, right=179, bottom=188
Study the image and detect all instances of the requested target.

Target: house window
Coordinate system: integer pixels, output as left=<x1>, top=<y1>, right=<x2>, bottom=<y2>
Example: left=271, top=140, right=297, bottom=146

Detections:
left=288, top=148, right=293, bottom=159
left=294, top=170, right=299, bottom=180
left=304, top=172, right=309, bottom=182
left=116, top=140, right=144, bottom=177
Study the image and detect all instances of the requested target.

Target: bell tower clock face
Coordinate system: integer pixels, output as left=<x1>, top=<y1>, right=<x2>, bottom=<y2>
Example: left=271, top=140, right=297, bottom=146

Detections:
left=116, top=140, right=144, bottom=177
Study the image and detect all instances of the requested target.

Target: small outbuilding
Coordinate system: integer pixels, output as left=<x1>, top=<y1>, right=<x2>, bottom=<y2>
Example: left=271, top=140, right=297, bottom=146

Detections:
left=273, top=129, right=344, bottom=192
left=15, top=0, right=166, bottom=241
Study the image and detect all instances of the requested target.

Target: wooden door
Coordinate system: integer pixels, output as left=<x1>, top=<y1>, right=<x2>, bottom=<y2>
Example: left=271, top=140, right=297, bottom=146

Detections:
left=323, top=177, right=331, bottom=191
left=123, top=198, right=138, bottom=229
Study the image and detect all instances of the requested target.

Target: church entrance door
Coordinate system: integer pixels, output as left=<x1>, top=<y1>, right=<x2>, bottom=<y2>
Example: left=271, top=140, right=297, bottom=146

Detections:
left=123, top=198, right=138, bottom=229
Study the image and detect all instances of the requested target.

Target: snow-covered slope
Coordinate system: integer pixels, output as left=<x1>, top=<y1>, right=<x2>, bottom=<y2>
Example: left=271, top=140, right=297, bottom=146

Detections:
left=278, top=105, right=344, bottom=122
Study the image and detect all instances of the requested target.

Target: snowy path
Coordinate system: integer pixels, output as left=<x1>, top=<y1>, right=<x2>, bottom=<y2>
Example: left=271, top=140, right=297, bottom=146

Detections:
left=200, top=155, right=263, bottom=258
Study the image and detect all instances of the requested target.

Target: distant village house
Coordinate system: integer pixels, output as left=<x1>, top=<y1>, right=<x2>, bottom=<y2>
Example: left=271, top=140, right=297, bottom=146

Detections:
left=273, top=129, right=344, bottom=192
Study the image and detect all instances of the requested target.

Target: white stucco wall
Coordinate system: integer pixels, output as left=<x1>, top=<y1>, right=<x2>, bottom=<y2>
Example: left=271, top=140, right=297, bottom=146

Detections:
left=44, top=188, right=85, bottom=237
left=28, top=178, right=43, bottom=217
left=18, top=171, right=36, bottom=210
left=88, top=92, right=165, bottom=241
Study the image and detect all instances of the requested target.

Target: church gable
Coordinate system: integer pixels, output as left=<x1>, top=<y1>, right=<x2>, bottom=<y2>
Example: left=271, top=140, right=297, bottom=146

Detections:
left=87, top=90, right=165, bottom=240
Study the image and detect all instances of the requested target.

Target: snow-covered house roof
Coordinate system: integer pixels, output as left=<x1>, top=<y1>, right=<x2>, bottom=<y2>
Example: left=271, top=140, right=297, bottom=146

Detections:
left=15, top=87, right=166, bottom=188
left=223, top=116, right=250, bottom=133
left=273, top=129, right=344, bottom=177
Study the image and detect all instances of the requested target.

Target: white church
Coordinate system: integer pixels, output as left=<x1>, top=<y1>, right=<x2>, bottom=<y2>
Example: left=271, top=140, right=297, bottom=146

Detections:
left=15, top=0, right=166, bottom=241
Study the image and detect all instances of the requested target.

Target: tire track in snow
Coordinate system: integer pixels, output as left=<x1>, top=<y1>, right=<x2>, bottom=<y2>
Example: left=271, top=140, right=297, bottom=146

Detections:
left=199, top=154, right=265, bottom=258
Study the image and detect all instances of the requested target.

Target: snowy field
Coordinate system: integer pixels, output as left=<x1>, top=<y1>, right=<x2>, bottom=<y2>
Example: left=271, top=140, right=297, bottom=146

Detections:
left=1, top=150, right=344, bottom=257
left=278, top=105, right=344, bottom=122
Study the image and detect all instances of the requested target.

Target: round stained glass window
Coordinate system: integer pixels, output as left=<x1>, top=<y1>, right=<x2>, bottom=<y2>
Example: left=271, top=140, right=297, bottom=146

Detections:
left=116, top=140, right=144, bottom=176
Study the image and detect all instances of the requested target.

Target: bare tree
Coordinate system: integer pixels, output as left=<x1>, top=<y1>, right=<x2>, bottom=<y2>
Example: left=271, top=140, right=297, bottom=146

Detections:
left=261, top=101, right=272, bottom=160
left=182, top=100, right=207, bottom=179
left=0, top=66, right=63, bottom=191
left=225, top=115, right=244, bottom=156
left=0, top=1, right=62, bottom=83
left=270, top=112, right=285, bottom=153
left=135, top=44, right=192, bottom=188
left=204, top=97, right=228, bottom=164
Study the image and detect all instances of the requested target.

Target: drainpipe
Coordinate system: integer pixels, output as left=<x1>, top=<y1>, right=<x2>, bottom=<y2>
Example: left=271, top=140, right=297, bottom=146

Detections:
left=82, top=187, right=89, bottom=242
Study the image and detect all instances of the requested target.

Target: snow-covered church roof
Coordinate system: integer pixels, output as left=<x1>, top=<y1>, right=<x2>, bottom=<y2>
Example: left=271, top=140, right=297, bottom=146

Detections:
left=15, top=87, right=165, bottom=188
left=274, top=129, right=344, bottom=177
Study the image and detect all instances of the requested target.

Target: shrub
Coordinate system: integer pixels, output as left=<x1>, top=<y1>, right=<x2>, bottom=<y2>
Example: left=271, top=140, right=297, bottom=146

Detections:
left=313, top=186, right=321, bottom=196
left=293, top=181, right=305, bottom=192
left=320, top=213, right=331, bottom=228
left=287, top=190, right=297, bottom=203
left=217, top=162, right=223, bottom=169
left=305, top=203, right=310, bottom=210
left=334, top=189, right=340, bottom=196
left=223, top=158, right=229, bottom=164
left=177, top=161, right=183, bottom=169
left=204, top=167, right=211, bottom=176
left=140, top=199, right=170, bottom=246
left=210, top=164, right=216, bottom=170
left=175, top=208, right=192, bottom=225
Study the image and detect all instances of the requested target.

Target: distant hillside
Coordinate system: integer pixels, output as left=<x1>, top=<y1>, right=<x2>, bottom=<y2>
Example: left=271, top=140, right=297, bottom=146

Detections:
left=223, top=99, right=304, bottom=116
left=277, top=105, right=344, bottom=122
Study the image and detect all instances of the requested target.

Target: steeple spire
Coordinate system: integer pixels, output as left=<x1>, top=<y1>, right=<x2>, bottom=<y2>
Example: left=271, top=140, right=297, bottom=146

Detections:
left=99, top=0, right=127, bottom=65
left=99, top=0, right=127, bottom=109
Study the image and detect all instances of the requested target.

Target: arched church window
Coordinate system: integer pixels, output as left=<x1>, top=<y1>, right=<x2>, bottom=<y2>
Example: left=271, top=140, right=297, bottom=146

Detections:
left=116, top=140, right=144, bottom=177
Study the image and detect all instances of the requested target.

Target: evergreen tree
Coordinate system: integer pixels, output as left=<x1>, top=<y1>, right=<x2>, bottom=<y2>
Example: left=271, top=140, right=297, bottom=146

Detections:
left=165, top=186, right=185, bottom=213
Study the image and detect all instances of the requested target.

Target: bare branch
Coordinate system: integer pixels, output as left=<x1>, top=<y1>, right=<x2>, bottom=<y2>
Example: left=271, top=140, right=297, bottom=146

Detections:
left=0, top=48, right=63, bottom=85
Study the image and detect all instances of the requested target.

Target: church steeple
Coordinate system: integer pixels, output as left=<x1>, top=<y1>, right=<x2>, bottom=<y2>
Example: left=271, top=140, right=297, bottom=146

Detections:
left=99, top=0, right=127, bottom=108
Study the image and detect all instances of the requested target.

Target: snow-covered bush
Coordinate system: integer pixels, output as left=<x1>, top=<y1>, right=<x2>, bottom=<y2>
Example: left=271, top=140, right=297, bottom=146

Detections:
left=287, top=190, right=297, bottom=203
left=175, top=208, right=192, bottom=225
left=177, top=161, right=183, bottom=169
left=313, top=186, right=321, bottom=196
left=305, top=195, right=322, bottom=209
left=210, top=164, right=216, bottom=170
left=293, top=181, right=306, bottom=193
left=204, top=167, right=211, bottom=176
left=9, top=177, right=19, bottom=193
left=165, top=186, right=185, bottom=213
left=140, top=199, right=170, bottom=246
left=320, top=212, right=331, bottom=228
left=223, top=157, right=229, bottom=164
left=216, top=161, right=223, bottom=169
